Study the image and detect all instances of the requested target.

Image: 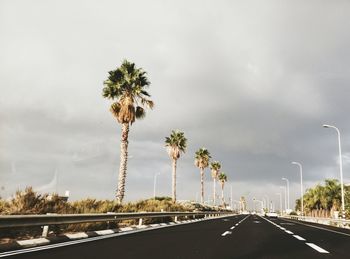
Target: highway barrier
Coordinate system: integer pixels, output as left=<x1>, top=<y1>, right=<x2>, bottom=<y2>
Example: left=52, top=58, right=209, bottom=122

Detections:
left=0, top=211, right=233, bottom=229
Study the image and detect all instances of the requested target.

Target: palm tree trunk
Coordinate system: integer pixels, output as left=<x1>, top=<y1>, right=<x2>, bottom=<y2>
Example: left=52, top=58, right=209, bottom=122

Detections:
left=221, top=183, right=225, bottom=206
left=116, top=123, right=129, bottom=203
left=200, top=168, right=204, bottom=204
left=172, top=159, right=177, bottom=202
left=213, top=178, right=216, bottom=205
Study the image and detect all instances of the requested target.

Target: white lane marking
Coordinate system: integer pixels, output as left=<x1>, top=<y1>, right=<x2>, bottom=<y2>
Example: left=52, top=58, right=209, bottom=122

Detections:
left=221, top=231, right=232, bottom=236
left=293, top=235, right=306, bottom=241
left=306, top=243, right=329, bottom=253
left=253, top=221, right=261, bottom=224
left=0, top=215, right=238, bottom=258
left=230, top=226, right=235, bottom=230
left=235, top=223, right=239, bottom=226
left=280, top=218, right=350, bottom=237
left=280, top=223, right=295, bottom=225
left=262, top=216, right=331, bottom=254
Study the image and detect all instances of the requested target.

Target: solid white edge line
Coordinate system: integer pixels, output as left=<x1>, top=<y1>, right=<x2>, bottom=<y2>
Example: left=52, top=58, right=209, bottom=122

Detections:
left=0, top=214, right=237, bottom=258
left=279, top=218, right=350, bottom=237
left=306, top=243, right=329, bottom=253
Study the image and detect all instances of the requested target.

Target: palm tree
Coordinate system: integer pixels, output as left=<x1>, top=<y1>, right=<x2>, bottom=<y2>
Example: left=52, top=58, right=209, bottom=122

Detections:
left=165, top=130, right=187, bottom=202
left=194, top=148, right=211, bottom=204
left=210, top=161, right=221, bottom=205
left=102, top=60, right=153, bottom=203
left=218, top=172, right=227, bottom=206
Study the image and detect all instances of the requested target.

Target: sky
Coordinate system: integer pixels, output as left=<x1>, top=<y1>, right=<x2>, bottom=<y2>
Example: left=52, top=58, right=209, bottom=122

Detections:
left=1, top=0, right=350, bottom=210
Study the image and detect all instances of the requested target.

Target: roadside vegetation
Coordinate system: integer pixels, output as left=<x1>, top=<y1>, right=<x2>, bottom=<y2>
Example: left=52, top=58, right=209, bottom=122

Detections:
left=0, top=187, right=229, bottom=241
left=295, top=179, right=350, bottom=218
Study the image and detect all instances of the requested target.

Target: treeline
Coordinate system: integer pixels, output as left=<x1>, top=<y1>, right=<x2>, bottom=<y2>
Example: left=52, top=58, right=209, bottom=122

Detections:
left=295, top=179, right=350, bottom=217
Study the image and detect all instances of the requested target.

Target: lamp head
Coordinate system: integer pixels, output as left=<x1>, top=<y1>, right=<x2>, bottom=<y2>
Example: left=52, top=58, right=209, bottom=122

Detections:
left=323, top=124, right=331, bottom=128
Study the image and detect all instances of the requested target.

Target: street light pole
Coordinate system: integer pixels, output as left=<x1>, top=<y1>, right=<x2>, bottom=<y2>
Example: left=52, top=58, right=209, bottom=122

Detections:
left=292, top=162, right=304, bottom=216
left=282, top=178, right=290, bottom=210
left=230, top=185, right=233, bottom=210
left=323, top=124, right=345, bottom=218
left=264, top=195, right=270, bottom=212
left=276, top=193, right=282, bottom=215
left=280, top=186, right=287, bottom=214
left=253, top=198, right=264, bottom=213
left=153, top=172, right=161, bottom=199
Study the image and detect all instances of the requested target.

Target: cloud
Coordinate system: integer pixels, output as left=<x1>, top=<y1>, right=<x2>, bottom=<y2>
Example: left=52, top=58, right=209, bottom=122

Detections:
left=1, top=0, right=350, bottom=209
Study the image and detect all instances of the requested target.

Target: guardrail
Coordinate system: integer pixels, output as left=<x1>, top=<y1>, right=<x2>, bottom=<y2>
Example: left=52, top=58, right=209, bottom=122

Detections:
left=0, top=211, right=232, bottom=229
left=281, top=215, right=350, bottom=229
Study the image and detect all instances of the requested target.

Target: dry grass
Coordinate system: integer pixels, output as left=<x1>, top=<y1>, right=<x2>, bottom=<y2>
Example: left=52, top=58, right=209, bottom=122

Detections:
left=0, top=189, right=219, bottom=241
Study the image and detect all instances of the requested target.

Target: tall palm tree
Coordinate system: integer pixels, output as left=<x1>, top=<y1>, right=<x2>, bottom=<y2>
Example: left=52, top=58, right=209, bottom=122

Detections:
left=165, top=130, right=187, bottom=202
left=102, top=60, right=153, bottom=203
left=218, top=172, right=227, bottom=206
left=194, top=148, right=211, bottom=204
left=210, top=161, right=221, bottom=205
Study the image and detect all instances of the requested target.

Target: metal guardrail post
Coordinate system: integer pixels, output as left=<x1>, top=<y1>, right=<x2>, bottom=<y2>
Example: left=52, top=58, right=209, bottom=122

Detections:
left=174, top=216, right=178, bottom=222
left=42, top=225, right=49, bottom=237
left=42, top=213, right=57, bottom=237
left=138, top=218, right=143, bottom=226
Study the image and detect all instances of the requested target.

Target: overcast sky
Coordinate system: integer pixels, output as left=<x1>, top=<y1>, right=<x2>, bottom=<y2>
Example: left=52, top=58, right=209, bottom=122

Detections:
left=1, top=0, right=350, bottom=210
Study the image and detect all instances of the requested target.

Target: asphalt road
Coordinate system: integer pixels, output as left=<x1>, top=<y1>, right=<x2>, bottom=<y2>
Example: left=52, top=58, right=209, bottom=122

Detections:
left=3, top=214, right=350, bottom=259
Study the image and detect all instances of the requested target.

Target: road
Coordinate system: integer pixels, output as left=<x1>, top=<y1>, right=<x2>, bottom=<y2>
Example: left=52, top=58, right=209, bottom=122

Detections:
left=2, top=214, right=350, bottom=258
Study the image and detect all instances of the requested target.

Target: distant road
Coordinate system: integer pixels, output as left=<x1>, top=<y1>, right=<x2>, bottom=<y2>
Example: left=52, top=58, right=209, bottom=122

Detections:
left=4, top=214, right=350, bottom=258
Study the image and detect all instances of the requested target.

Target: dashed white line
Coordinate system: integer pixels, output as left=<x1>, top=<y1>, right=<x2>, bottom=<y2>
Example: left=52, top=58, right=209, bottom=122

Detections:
left=260, top=216, right=331, bottom=254
left=221, top=231, right=232, bottom=237
left=280, top=218, right=350, bottom=237
left=230, top=226, right=235, bottom=230
left=293, top=235, right=306, bottom=241
left=306, top=243, right=329, bottom=253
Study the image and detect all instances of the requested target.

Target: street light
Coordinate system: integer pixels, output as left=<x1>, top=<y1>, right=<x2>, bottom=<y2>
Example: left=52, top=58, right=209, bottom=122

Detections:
left=153, top=172, right=161, bottom=199
left=264, top=195, right=270, bottom=212
left=280, top=186, right=287, bottom=214
left=276, top=193, right=282, bottom=215
left=233, top=200, right=241, bottom=212
left=282, top=178, right=290, bottom=210
left=253, top=198, right=264, bottom=213
left=230, top=185, right=233, bottom=210
left=323, top=124, right=346, bottom=218
left=292, top=162, right=304, bottom=216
